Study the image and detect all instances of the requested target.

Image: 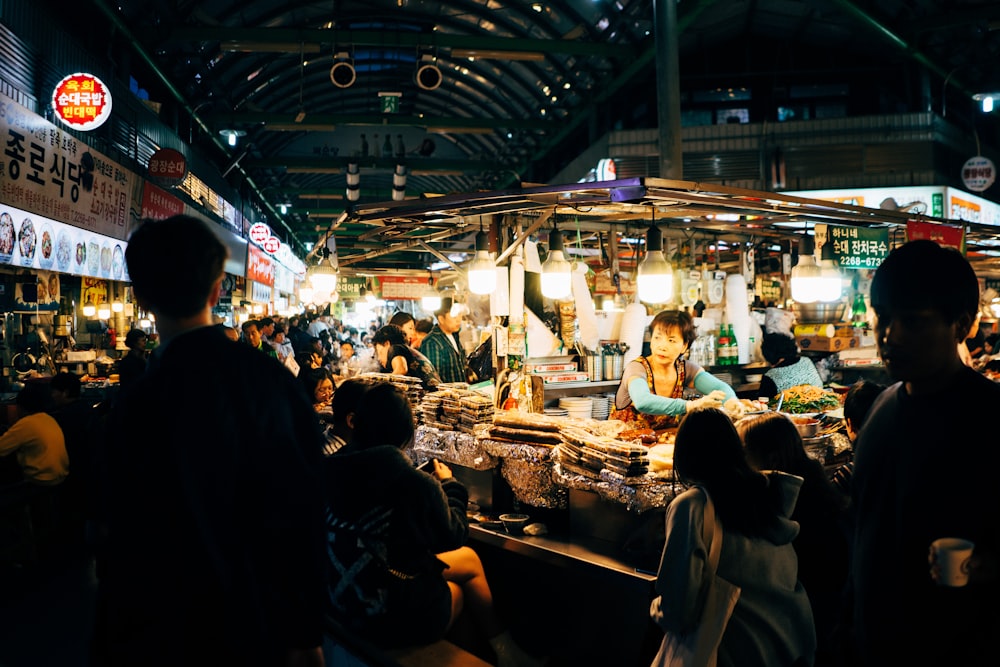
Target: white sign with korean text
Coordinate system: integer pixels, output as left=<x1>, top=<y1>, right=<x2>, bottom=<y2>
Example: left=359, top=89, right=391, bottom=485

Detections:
left=0, top=91, right=138, bottom=240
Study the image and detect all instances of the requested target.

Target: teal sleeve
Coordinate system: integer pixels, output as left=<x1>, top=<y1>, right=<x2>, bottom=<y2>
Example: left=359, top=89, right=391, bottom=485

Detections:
left=628, top=377, right=690, bottom=416
left=691, top=369, right=737, bottom=400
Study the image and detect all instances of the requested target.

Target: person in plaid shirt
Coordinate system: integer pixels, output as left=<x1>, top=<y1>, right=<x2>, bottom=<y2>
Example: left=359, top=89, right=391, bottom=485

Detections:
left=419, top=297, right=469, bottom=384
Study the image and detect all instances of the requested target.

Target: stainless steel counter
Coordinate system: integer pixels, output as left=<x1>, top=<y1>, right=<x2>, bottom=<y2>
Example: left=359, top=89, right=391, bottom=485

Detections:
left=469, top=523, right=655, bottom=582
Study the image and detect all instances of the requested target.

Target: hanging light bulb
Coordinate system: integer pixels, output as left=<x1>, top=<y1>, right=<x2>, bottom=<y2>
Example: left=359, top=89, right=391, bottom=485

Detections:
left=790, top=235, right=823, bottom=303
left=817, top=241, right=843, bottom=303
left=82, top=299, right=97, bottom=317
left=307, top=262, right=339, bottom=303
left=540, top=228, right=572, bottom=299
left=422, top=276, right=442, bottom=312
left=97, top=302, right=112, bottom=320
left=466, top=229, right=497, bottom=295
left=637, top=223, right=673, bottom=304
left=111, top=299, right=124, bottom=313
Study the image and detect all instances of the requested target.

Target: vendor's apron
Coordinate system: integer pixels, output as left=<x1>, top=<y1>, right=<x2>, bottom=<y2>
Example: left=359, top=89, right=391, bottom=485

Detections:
left=609, top=356, right=685, bottom=430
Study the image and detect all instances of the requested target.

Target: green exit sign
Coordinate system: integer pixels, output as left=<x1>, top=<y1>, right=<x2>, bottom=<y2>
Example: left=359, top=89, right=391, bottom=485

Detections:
left=379, top=91, right=401, bottom=114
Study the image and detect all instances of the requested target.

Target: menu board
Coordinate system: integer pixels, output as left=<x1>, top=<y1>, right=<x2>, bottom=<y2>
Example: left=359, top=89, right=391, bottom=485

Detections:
left=0, top=202, right=128, bottom=280
left=815, top=223, right=889, bottom=270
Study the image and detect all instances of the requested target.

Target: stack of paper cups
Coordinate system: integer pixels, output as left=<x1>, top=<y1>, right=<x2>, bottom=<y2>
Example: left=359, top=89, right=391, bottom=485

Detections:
left=619, top=302, right=648, bottom=365
left=572, top=263, right=600, bottom=351
left=725, top=273, right=752, bottom=365
left=509, top=254, right=525, bottom=326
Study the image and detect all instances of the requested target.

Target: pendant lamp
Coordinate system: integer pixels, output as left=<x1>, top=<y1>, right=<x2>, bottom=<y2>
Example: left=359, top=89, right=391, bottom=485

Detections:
left=540, top=228, right=572, bottom=299
left=466, top=229, right=497, bottom=295
left=790, top=235, right=823, bottom=303
left=637, top=223, right=673, bottom=304
left=816, top=240, right=843, bottom=302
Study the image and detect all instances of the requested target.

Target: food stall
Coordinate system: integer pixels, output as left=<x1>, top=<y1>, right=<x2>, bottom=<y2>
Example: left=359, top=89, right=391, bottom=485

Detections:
left=329, top=178, right=993, bottom=664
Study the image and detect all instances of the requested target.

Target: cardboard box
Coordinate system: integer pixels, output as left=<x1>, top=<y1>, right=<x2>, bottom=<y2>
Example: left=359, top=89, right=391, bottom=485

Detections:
left=797, top=334, right=859, bottom=352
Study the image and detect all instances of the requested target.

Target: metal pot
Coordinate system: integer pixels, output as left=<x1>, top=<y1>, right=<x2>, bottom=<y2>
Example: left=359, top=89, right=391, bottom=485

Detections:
left=792, top=301, right=847, bottom=324
left=54, top=315, right=71, bottom=337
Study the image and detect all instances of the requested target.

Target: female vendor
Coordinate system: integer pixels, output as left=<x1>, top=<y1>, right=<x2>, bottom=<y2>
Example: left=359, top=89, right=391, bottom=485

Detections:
left=610, top=309, right=739, bottom=430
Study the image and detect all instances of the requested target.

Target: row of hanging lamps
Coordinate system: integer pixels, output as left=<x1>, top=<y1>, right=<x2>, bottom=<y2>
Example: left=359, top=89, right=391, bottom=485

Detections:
left=637, top=217, right=673, bottom=304
left=540, top=226, right=572, bottom=299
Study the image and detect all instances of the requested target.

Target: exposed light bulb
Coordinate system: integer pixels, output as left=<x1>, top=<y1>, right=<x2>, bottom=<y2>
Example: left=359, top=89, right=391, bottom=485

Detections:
left=540, top=229, right=572, bottom=299
left=791, top=235, right=823, bottom=303
left=466, top=230, right=497, bottom=295
left=637, top=224, right=673, bottom=304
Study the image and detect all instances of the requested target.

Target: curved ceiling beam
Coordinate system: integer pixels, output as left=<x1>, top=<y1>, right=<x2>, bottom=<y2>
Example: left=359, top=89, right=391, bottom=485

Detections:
left=90, top=0, right=308, bottom=253
left=167, top=27, right=637, bottom=59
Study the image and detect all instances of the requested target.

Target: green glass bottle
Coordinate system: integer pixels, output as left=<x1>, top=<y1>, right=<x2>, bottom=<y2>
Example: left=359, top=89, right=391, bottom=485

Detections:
left=717, top=323, right=730, bottom=366
left=731, top=324, right=739, bottom=366
left=852, top=293, right=868, bottom=328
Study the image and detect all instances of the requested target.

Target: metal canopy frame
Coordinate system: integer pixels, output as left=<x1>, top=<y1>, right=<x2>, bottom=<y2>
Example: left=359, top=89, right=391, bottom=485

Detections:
left=310, top=178, right=1000, bottom=277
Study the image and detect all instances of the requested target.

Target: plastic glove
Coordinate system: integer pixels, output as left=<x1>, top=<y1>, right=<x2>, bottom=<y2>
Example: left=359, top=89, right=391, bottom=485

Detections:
left=687, top=389, right=727, bottom=412
left=723, top=397, right=746, bottom=419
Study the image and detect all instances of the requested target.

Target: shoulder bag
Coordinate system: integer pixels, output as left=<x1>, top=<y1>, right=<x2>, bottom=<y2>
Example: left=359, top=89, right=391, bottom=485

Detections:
left=649, top=487, right=742, bottom=667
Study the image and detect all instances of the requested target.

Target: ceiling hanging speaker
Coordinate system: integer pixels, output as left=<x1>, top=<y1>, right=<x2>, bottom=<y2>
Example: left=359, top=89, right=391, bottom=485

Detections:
left=330, top=52, right=356, bottom=89
left=415, top=62, right=442, bottom=91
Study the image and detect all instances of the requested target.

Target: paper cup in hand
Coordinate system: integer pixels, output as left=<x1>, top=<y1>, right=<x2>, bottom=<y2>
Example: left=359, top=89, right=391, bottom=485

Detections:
left=929, top=537, right=975, bottom=587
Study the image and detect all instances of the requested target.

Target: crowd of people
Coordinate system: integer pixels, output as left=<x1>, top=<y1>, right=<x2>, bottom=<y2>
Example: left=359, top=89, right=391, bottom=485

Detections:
left=3, top=215, right=998, bottom=667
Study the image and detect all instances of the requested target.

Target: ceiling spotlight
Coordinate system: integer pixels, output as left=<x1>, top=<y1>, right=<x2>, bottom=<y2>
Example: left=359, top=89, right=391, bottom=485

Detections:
left=415, top=55, right=443, bottom=91
left=330, top=52, right=356, bottom=89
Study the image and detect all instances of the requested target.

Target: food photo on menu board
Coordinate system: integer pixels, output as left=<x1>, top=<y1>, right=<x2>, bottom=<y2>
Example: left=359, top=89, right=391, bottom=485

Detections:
left=0, top=204, right=127, bottom=280
left=13, top=270, right=60, bottom=311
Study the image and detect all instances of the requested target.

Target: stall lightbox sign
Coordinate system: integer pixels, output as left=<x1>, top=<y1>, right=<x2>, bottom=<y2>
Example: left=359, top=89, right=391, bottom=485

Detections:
left=337, top=275, right=368, bottom=300
left=815, top=224, right=889, bottom=270
left=52, top=73, right=112, bottom=131
left=249, top=222, right=282, bottom=255
left=906, top=220, right=966, bottom=253
left=379, top=275, right=427, bottom=300
left=148, top=148, right=187, bottom=187
left=961, top=156, right=996, bottom=193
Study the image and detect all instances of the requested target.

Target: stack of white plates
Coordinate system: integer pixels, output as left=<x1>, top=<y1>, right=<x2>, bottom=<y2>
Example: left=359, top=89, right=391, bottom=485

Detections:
left=559, top=396, right=593, bottom=420
left=544, top=407, right=568, bottom=417
left=590, top=395, right=611, bottom=420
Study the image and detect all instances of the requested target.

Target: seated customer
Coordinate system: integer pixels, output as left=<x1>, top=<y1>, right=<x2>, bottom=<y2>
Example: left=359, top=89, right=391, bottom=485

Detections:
left=371, top=323, right=441, bottom=390
left=323, top=382, right=541, bottom=667
left=0, top=383, right=68, bottom=487
left=830, top=379, right=886, bottom=495
left=758, top=332, right=824, bottom=399
left=320, top=378, right=370, bottom=456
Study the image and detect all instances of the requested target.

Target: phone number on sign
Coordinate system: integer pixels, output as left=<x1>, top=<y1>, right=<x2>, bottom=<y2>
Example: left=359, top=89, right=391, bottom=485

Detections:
left=838, top=255, right=884, bottom=268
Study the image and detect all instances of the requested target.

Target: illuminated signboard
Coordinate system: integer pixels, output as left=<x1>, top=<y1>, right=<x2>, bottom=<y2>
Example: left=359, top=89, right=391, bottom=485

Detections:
left=816, top=224, right=889, bottom=270
left=51, top=73, right=112, bottom=131
left=148, top=148, right=187, bottom=187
